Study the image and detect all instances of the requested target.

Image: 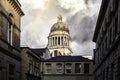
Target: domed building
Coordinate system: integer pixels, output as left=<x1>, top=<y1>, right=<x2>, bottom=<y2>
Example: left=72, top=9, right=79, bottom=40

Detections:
left=47, top=15, right=72, bottom=57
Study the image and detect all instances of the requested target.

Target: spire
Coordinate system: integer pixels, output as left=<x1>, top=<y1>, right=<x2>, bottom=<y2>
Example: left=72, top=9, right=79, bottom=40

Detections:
left=57, top=14, right=62, bottom=22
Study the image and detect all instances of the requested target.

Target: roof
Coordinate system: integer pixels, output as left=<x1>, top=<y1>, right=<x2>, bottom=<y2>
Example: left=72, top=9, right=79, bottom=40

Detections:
left=31, top=48, right=46, bottom=56
left=44, top=56, right=93, bottom=62
left=50, top=15, right=69, bottom=33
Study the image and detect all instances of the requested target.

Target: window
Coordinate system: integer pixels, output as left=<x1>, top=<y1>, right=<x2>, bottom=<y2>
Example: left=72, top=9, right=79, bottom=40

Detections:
left=65, top=63, right=72, bottom=74
left=9, top=64, right=14, bottom=75
left=106, top=67, right=109, bottom=80
left=45, top=64, right=52, bottom=74
left=109, top=28, right=112, bottom=45
left=56, top=63, right=62, bottom=74
left=114, top=0, right=118, bottom=11
left=34, top=62, right=40, bottom=76
left=84, top=63, right=89, bottom=74
left=9, top=64, right=15, bottom=80
left=29, top=63, right=33, bottom=74
left=7, top=23, right=13, bottom=45
left=111, top=63, right=115, bottom=80
left=75, top=63, right=81, bottom=73
left=115, top=16, right=118, bottom=38
left=8, top=13, right=14, bottom=46
left=118, top=58, right=120, bottom=80
left=54, top=50, right=58, bottom=57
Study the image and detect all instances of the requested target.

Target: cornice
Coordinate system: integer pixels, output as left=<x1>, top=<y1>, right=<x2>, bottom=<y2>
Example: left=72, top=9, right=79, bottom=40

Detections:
left=7, top=0, right=24, bottom=16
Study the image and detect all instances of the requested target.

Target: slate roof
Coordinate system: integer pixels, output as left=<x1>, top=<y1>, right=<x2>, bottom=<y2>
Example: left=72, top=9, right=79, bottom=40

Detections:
left=44, top=56, right=93, bottom=62
left=31, top=48, right=46, bottom=56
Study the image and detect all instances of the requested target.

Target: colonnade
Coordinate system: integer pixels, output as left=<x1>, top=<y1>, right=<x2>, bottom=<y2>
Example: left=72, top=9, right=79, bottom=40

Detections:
left=48, top=35, right=69, bottom=47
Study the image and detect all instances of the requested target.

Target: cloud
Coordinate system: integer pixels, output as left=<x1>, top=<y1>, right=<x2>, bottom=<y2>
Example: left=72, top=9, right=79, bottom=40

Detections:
left=19, top=0, right=101, bottom=55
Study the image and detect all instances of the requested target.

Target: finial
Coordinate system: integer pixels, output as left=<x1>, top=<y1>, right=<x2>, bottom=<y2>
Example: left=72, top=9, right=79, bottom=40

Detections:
left=57, top=14, right=62, bottom=22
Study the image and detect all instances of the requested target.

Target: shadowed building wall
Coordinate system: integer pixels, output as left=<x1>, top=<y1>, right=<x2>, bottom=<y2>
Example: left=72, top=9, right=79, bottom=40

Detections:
left=93, top=0, right=120, bottom=80
left=0, top=0, right=24, bottom=80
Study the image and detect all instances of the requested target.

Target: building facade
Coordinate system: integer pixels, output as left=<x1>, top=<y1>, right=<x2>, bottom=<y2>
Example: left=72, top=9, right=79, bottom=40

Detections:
left=47, top=15, right=72, bottom=57
left=93, top=0, right=120, bottom=80
left=42, top=56, right=94, bottom=80
left=21, top=47, right=42, bottom=80
left=0, top=0, right=24, bottom=80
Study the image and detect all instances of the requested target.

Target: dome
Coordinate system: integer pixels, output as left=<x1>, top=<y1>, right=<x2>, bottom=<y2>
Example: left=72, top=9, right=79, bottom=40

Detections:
left=51, top=15, right=69, bottom=33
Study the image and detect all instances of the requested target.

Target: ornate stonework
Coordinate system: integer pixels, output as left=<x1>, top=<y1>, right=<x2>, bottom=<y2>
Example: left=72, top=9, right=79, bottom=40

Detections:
left=47, top=15, right=72, bottom=57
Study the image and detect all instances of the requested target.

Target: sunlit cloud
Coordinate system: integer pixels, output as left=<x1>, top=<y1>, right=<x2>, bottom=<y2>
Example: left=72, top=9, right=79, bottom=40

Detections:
left=58, top=0, right=87, bottom=14
left=19, top=0, right=101, bottom=55
left=20, top=0, right=48, bottom=9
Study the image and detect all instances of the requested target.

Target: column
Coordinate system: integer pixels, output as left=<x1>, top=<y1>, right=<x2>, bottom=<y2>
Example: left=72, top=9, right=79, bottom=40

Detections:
left=64, top=36, right=66, bottom=46
left=60, top=36, right=62, bottom=46
left=57, top=36, right=58, bottom=46
left=61, top=37, right=63, bottom=46
left=48, top=37, right=50, bottom=46
left=54, top=37, right=55, bottom=46
left=53, top=37, right=55, bottom=46
left=66, top=37, right=68, bottom=46
left=50, top=38, right=51, bottom=47
left=52, top=37, right=53, bottom=46
left=55, top=37, right=57, bottom=46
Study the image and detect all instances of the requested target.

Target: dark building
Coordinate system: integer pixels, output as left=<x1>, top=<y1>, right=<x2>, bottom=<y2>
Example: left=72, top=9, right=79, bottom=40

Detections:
left=93, top=0, right=120, bottom=80
left=21, top=47, right=51, bottom=80
left=0, top=0, right=24, bottom=80
left=21, top=47, right=42, bottom=80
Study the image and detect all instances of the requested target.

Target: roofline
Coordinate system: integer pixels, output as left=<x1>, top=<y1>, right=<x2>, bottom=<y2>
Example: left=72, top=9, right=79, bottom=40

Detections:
left=43, top=60, right=93, bottom=62
left=21, top=47, right=41, bottom=60
left=93, top=0, right=109, bottom=42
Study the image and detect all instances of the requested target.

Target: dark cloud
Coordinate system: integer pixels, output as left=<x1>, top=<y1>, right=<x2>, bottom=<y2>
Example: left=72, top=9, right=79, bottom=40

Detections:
left=64, top=0, right=101, bottom=55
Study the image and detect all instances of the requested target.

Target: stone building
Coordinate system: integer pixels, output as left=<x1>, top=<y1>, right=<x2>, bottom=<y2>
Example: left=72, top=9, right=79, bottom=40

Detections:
left=0, top=0, right=24, bottom=80
left=42, top=15, right=94, bottom=80
left=47, top=15, right=72, bottom=57
left=93, top=0, right=120, bottom=80
left=21, top=47, right=42, bottom=80
left=42, top=56, right=94, bottom=80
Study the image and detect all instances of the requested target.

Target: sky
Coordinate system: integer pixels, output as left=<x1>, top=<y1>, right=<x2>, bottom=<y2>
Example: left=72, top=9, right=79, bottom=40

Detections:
left=19, top=0, right=102, bottom=56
